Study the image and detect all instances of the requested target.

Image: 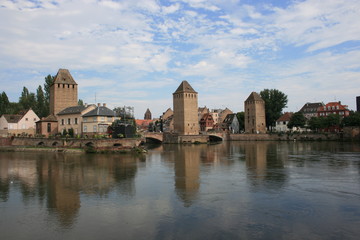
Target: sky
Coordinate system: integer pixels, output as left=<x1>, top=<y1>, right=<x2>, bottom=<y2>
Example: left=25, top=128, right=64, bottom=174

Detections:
left=0, top=0, right=359, bottom=119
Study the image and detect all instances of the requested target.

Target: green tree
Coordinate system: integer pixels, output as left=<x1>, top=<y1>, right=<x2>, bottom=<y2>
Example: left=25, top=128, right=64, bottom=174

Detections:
left=44, top=74, right=54, bottom=103
left=35, top=85, right=47, bottom=118
left=19, top=87, right=36, bottom=110
left=342, top=111, right=360, bottom=127
left=0, top=91, right=10, bottom=115
left=325, top=114, right=341, bottom=128
left=260, top=89, right=288, bottom=131
left=287, top=112, right=306, bottom=130
left=78, top=99, right=84, bottom=106
left=309, top=116, right=327, bottom=132
left=236, top=112, right=245, bottom=132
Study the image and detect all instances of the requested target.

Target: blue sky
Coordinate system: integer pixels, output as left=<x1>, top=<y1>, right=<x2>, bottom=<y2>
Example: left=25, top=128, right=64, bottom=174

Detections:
left=0, top=0, right=359, bottom=118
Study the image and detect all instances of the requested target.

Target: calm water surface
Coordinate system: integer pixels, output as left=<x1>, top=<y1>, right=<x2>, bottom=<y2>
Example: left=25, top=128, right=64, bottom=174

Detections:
left=1, top=141, right=360, bottom=240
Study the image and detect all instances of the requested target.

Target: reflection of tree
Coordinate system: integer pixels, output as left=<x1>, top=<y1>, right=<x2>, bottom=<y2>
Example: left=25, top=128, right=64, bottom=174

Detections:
left=174, top=145, right=200, bottom=207
left=0, top=179, right=9, bottom=202
left=113, top=157, right=138, bottom=197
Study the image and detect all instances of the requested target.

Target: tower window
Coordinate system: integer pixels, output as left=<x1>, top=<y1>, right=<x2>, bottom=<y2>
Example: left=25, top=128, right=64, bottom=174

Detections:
left=58, top=84, right=60, bottom=87
left=68, top=84, right=70, bottom=88
left=63, top=84, right=65, bottom=88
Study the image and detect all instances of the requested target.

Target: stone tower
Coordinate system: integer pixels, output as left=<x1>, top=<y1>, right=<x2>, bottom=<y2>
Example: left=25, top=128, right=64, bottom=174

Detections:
left=50, top=69, right=78, bottom=115
left=244, top=92, right=266, bottom=133
left=173, top=81, right=199, bottom=135
left=144, top=108, right=152, bottom=120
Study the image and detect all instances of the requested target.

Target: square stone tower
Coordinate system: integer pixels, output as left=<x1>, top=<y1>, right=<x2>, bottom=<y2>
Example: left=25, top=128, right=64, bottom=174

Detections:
left=50, top=69, right=78, bottom=115
left=173, top=81, right=199, bottom=135
left=244, top=92, right=266, bottom=133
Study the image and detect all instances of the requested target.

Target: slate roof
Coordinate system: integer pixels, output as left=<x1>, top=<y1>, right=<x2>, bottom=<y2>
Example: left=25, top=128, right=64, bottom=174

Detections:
left=52, top=69, right=77, bottom=85
left=245, top=92, right=264, bottom=102
left=83, top=106, right=115, bottom=117
left=299, top=102, right=324, bottom=113
left=57, top=105, right=87, bottom=115
left=3, top=114, right=22, bottom=123
left=223, top=113, right=236, bottom=123
left=174, top=80, right=197, bottom=93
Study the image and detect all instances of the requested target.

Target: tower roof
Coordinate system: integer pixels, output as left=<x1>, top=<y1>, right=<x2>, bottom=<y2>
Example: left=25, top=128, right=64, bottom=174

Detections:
left=52, top=69, right=77, bottom=85
left=174, top=80, right=197, bottom=94
left=245, top=92, right=264, bottom=102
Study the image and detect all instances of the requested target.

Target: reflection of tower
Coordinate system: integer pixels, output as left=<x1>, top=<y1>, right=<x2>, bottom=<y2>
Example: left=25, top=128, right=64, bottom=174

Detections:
left=244, top=92, right=266, bottom=133
left=244, top=142, right=268, bottom=179
left=50, top=69, right=78, bottom=115
left=174, top=145, right=200, bottom=207
left=173, top=81, right=199, bottom=135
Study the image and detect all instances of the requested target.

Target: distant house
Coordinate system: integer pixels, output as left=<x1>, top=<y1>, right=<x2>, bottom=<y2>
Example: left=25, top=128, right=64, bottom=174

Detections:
left=198, top=106, right=209, bottom=121
left=218, top=108, right=233, bottom=124
left=0, top=109, right=39, bottom=136
left=36, top=115, right=58, bottom=137
left=199, top=113, right=214, bottom=132
left=82, top=104, right=118, bottom=136
left=318, top=101, right=350, bottom=118
left=275, top=112, right=294, bottom=132
left=161, top=108, right=174, bottom=132
left=57, top=104, right=96, bottom=136
left=299, top=102, right=324, bottom=120
left=135, top=119, right=153, bottom=132
left=221, top=113, right=240, bottom=133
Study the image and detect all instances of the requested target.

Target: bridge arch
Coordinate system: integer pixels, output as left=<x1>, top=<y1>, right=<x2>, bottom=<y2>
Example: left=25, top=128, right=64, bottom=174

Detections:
left=37, top=141, right=45, bottom=146
left=145, top=137, right=162, bottom=144
left=85, top=142, right=95, bottom=147
left=209, top=135, right=223, bottom=142
left=52, top=141, right=59, bottom=146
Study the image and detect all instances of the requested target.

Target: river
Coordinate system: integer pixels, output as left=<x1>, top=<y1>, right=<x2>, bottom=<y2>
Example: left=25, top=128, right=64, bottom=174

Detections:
left=0, top=141, right=360, bottom=240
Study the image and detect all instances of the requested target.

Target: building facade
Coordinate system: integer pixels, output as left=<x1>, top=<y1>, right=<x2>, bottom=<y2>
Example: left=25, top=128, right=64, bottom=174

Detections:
left=244, top=92, right=266, bottom=133
left=0, top=109, right=39, bottom=136
left=82, top=104, right=117, bottom=136
left=299, top=102, right=324, bottom=120
left=222, top=113, right=240, bottom=133
left=199, top=113, right=214, bottom=132
left=275, top=112, right=294, bottom=132
left=317, top=101, right=350, bottom=118
left=173, top=81, right=199, bottom=135
left=57, top=104, right=96, bottom=136
left=50, top=69, right=78, bottom=115
left=35, top=115, right=58, bottom=138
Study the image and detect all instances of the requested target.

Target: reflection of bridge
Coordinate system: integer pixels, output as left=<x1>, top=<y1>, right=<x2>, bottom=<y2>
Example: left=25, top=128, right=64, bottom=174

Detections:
left=143, top=132, right=224, bottom=143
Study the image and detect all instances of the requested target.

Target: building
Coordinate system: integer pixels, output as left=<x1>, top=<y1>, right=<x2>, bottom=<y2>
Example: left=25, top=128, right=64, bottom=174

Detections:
left=50, top=69, right=78, bottom=116
left=173, top=81, right=199, bottom=135
left=317, top=101, right=350, bottom=118
left=0, top=109, right=40, bottom=136
left=35, top=115, right=58, bottom=137
left=275, top=112, right=294, bottom=132
left=198, top=106, right=209, bottom=121
left=244, top=92, right=266, bottom=133
left=221, top=113, right=240, bottom=133
left=218, top=108, right=233, bottom=124
left=135, top=119, right=153, bottom=132
left=82, top=104, right=117, bottom=136
left=299, top=102, right=324, bottom=120
left=144, top=108, right=152, bottom=120
left=57, top=104, right=96, bottom=136
left=357, top=96, right=360, bottom=112
left=199, top=113, right=214, bottom=132
left=209, top=109, right=221, bottom=124
left=161, top=108, right=174, bottom=132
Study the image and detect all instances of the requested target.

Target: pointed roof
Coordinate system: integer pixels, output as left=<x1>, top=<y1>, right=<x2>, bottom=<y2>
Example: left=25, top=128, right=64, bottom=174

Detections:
left=52, top=69, right=77, bottom=85
left=145, top=108, right=151, bottom=114
left=174, top=80, right=197, bottom=94
left=37, top=114, right=58, bottom=123
left=245, top=92, right=264, bottom=102
left=83, top=106, right=115, bottom=117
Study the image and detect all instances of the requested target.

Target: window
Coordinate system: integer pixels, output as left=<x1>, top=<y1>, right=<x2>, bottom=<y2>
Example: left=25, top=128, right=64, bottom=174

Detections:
left=93, top=117, right=96, bottom=122
left=68, top=84, right=70, bottom=88
left=93, top=125, right=97, bottom=132
left=101, top=117, right=105, bottom=122
left=83, top=125, right=87, bottom=132
left=83, top=118, right=87, bottom=122
left=58, top=84, right=60, bottom=87
left=63, top=84, right=65, bottom=88
left=61, top=119, right=64, bottom=125
left=68, top=118, right=71, bottom=124
left=26, top=118, right=28, bottom=121
left=75, top=118, right=78, bottom=124
left=47, top=123, right=51, bottom=133
left=34, top=118, right=36, bottom=121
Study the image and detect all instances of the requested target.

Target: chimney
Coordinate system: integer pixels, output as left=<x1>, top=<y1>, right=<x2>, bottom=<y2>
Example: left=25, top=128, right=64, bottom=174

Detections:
left=103, top=103, right=106, bottom=107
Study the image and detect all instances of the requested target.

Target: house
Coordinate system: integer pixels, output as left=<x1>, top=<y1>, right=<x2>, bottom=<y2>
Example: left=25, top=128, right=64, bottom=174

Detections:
left=221, top=113, right=240, bottom=133
left=198, top=106, right=209, bottom=121
left=210, top=109, right=221, bottom=124
left=35, top=115, right=58, bottom=137
left=275, top=112, right=294, bottom=132
left=82, top=104, right=117, bottom=136
left=135, top=119, right=153, bottom=132
left=299, top=102, right=324, bottom=120
left=218, top=108, right=233, bottom=124
left=0, top=109, right=39, bottom=136
left=199, top=113, right=214, bottom=132
left=57, top=104, right=96, bottom=136
left=317, top=101, right=350, bottom=118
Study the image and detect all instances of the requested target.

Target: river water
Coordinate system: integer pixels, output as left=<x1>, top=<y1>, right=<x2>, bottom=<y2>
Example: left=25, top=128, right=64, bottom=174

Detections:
left=0, top=141, right=360, bottom=240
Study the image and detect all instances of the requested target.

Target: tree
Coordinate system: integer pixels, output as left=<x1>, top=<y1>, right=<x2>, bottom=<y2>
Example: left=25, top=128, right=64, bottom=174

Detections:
left=0, top=91, right=10, bottom=115
left=325, top=114, right=341, bottom=128
left=236, top=112, right=245, bottom=132
left=308, top=117, right=325, bottom=132
left=43, top=74, right=54, bottom=116
left=287, top=112, right=306, bottom=130
left=19, top=87, right=36, bottom=110
left=260, top=89, right=288, bottom=131
left=78, top=99, right=84, bottom=106
left=342, top=111, right=360, bottom=127
left=35, top=85, right=47, bottom=118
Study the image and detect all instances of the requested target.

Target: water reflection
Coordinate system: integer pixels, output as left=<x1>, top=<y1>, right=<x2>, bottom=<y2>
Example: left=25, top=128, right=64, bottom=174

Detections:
left=0, top=152, right=143, bottom=228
